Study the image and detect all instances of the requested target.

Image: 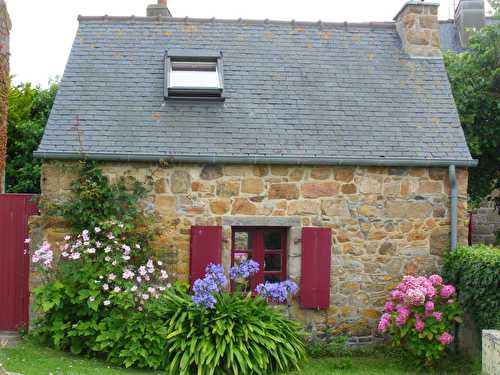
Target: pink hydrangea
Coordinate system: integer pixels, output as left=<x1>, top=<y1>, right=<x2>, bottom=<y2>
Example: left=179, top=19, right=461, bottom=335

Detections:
left=432, top=312, right=443, bottom=322
left=424, top=301, right=435, bottom=311
left=390, top=290, right=404, bottom=301
left=438, top=332, right=454, bottom=345
left=378, top=313, right=391, bottom=333
left=440, top=285, right=456, bottom=299
left=429, top=274, right=443, bottom=285
left=404, top=288, right=426, bottom=306
left=415, top=319, right=425, bottom=332
left=384, top=302, right=394, bottom=313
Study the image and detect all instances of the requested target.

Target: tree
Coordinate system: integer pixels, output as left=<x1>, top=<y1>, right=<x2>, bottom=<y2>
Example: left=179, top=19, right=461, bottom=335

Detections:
left=6, top=82, right=58, bottom=193
left=0, top=0, right=11, bottom=193
left=444, top=22, right=500, bottom=208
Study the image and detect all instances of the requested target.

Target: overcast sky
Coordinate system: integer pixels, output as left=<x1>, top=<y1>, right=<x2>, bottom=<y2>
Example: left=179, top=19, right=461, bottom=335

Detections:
left=6, top=0, right=482, bottom=86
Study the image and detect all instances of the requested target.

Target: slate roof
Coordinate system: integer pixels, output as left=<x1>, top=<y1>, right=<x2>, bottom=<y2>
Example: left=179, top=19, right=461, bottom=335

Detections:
left=35, top=16, right=475, bottom=167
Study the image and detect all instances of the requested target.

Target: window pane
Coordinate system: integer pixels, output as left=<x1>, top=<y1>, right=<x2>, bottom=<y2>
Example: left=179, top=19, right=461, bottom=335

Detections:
left=234, top=232, right=252, bottom=251
left=264, top=274, right=281, bottom=283
left=170, top=61, right=220, bottom=88
left=264, top=254, right=282, bottom=272
left=264, top=231, right=282, bottom=250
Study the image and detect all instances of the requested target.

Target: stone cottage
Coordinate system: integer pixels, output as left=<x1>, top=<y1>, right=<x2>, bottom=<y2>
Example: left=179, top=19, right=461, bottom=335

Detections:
left=33, top=1, right=478, bottom=339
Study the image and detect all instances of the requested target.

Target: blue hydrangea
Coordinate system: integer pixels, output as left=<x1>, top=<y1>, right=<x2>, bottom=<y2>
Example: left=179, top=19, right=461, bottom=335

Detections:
left=255, top=279, right=299, bottom=303
left=229, top=260, right=260, bottom=280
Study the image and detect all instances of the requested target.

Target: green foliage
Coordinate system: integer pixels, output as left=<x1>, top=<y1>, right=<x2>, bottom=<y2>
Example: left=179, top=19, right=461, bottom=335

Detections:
left=159, top=288, right=305, bottom=375
left=444, top=25, right=500, bottom=207
left=48, top=160, right=150, bottom=232
left=305, top=336, right=350, bottom=359
left=6, top=81, right=58, bottom=193
left=443, top=245, right=500, bottom=333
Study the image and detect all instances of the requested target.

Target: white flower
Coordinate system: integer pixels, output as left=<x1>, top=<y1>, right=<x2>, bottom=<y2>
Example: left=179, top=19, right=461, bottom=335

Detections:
left=122, top=269, right=135, bottom=280
left=103, top=284, right=109, bottom=291
left=112, top=261, right=118, bottom=266
left=104, top=256, right=111, bottom=262
left=160, top=270, right=168, bottom=280
left=94, top=227, right=101, bottom=233
left=104, top=246, right=112, bottom=253
left=64, top=235, right=71, bottom=241
left=108, top=273, right=116, bottom=281
left=71, top=252, right=81, bottom=260
left=118, top=223, right=124, bottom=228
left=95, top=241, right=102, bottom=248
left=157, top=260, right=163, bottom=266
left=61, top=252, right=69, bottom=257
left=89, top=296, right=95, bottom=302
left=147, top=287, right=156, bottom=294
left=122, top=255, right=131, bottom=261
left=136, top=276, right=142, bottom=283
left=86, top=248, right=96, bottom=254
left=141, top=294, right=149, bottom=300
left=113, top=286, right=121, bottom=293
left=135, top=244, right=141, bottom=249
left=103, top=300, right=111, bottom=306
left=167, top=283, right=172, bottom=288
left=24, top=238, right=31, bottom=244
left=131, top=285, right=138, bottom=292
left=138, top=266, right=147, bottom=276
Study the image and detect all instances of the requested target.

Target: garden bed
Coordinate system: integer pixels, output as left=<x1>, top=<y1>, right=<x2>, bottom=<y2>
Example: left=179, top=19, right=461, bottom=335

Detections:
left=0, top=340, right=480, bottom=375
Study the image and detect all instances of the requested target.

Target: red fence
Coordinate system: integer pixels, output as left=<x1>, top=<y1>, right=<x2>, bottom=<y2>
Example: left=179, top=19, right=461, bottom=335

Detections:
left=0, top=194, right=38, bottom=331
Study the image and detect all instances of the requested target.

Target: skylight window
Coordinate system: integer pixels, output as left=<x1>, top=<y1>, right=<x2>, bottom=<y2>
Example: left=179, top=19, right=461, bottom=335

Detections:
left=165, top=51, right=224, bottom=100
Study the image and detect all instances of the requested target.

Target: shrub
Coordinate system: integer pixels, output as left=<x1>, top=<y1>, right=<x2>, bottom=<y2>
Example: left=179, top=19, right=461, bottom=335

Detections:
left=443, top=244, right=500, bottom=333
left=377, top=275, right=462, bottom=365
left=305, top=335, right=350, bottom=359
left=31, top=223, right=175, bottom=369
left=167, top=261, right=305, bottom=375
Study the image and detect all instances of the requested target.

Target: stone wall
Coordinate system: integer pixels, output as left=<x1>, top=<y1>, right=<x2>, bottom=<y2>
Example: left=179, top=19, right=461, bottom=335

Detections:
left=471, top=192, right=500, bottom=245
left=33, top=160, right=469, bottom=337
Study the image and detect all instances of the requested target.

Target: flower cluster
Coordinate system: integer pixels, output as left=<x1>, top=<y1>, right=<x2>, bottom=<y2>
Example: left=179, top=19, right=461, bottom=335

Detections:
left=255, top=279, right=299, bottom=303
left=377, top=274, right=461, bottom=363
left=229, top=260, right=260, bottom=280
left=192, top=263, right=228, bottom=309
left=31, top=241, right=54, bottom=269
left=53, top=223, right=171, bottom=308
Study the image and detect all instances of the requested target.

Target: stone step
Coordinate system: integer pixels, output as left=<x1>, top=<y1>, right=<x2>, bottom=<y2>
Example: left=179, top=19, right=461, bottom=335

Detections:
left=0, top=332, right=20, bottom=348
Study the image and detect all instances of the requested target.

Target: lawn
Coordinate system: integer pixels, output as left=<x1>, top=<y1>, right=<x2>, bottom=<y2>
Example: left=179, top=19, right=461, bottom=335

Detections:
left=0, top=340, right=480, bottom=375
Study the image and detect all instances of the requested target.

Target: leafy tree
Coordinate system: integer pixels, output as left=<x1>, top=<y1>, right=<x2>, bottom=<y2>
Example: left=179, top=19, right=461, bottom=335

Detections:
left=6, top=81, right=58, bottom=193
left=444, top=23, right=500, bottom=208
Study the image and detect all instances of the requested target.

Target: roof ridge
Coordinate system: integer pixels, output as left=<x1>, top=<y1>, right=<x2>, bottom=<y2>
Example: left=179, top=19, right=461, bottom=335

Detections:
left=77, top=15, right=396, bottom=29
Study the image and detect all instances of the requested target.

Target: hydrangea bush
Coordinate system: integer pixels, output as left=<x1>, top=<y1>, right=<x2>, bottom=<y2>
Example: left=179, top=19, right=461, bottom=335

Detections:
left=378, top=275, right=462, bottom=364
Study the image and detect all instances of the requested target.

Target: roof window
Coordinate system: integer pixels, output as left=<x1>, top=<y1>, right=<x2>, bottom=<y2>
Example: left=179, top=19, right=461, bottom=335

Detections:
left=165, top=50, right=224, bottom=100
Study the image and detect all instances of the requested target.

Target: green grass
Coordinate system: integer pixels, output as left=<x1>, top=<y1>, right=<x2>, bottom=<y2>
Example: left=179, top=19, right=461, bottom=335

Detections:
left=0, top=340, right=480, bottom=375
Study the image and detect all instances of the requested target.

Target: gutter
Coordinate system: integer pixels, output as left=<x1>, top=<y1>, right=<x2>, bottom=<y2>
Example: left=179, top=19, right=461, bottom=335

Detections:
left=32, top=151, right=479, bottom=168
left=448, top=165, right=458, bottom=251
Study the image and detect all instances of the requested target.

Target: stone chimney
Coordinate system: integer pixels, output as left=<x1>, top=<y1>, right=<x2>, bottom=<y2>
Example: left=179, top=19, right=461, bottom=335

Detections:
left=147, top=0, right=172, bottom=17
left=455, top=0, right=485, bottom=48
left=394, top=1, right=441, bottom=58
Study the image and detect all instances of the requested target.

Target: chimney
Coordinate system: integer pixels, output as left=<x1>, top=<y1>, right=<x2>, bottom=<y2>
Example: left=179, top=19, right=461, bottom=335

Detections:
left=147, top=0, right=172, bottom=17
left=455, top=0, right=485, bottom=47
left=394, top=1, right=441, bottom=58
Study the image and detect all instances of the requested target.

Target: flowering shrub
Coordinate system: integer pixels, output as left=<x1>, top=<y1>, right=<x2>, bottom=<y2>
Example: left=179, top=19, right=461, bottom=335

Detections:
left=164, top=263, right=304, bottom=375
left=377, top=275, right=462, bottom=364
left=30, top=221, right=177, bottom=369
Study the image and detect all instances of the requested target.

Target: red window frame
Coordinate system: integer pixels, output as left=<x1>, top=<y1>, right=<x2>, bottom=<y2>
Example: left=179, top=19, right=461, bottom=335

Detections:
left=231, top=227, right=287, bottom=292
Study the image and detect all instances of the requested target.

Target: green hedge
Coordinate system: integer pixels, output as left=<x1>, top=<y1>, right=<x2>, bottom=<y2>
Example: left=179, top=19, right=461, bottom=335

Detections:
left=443, top=245, right=500, bottom=333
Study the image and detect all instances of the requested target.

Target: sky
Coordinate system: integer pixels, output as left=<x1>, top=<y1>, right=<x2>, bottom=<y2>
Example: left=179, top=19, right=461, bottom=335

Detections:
left=5, top=0, right=477, bottom=86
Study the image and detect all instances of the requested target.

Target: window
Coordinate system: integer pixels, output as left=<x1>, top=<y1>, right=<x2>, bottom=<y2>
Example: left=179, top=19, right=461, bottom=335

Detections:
left=231, top=228, right=287, bottom=292
left=165, top=50, right=224, bottom=100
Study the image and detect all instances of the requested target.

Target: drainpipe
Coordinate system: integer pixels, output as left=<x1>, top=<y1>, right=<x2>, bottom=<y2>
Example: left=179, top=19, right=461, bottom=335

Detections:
left=448, top=165, right=458, bottom=250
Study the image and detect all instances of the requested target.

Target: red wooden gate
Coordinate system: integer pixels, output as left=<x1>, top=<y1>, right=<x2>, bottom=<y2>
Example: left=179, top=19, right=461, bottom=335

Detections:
left=0, top=194, right=39, bottom=331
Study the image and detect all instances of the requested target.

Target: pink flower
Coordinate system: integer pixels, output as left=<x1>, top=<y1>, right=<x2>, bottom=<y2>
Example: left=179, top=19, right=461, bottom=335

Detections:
left=429, top=274, right=443, bottom=285
left=82, top=230, right=90, bottom=242
left=438, top=332, right=454, bottom=345
left=64, top=235, right=71, bottom=241
left=384, top=302, right=394, bottom=313
left=122, top=269, right=135, bottom=280
left=440, top=285, right=456, bottom=299
left=415, top=319, right=425, bottom=332
left=432, top=312, right=442, bottom=321
left=378, top=313, right=391, bottom=333
left=103, top=284, right=109, bottom=291
left=424, top=301, right=435, bottom=311
left=425, top=286, right=436, bottom=298
left=104, top=246, right=112, bottom=253
left=107, top=233, right=115, bottom=240
left=71, top=252, right=81, bottom=260
left=447, top=299, right=455, bottom=304
left=138, top=266, right=147, bottom=276
left=160, top=270, right=168, bottom=280
left=390, top=290, right=404, bottom=301
left=141, top=294, right=149, bottom=300
left=404, top=288, right=426, bottom=306
left=108, top=273, right=116, bottom=281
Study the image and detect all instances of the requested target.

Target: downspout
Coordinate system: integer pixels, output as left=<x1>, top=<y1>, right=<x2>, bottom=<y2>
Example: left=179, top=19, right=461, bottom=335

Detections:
left=448, top=165, right=458, bottom=250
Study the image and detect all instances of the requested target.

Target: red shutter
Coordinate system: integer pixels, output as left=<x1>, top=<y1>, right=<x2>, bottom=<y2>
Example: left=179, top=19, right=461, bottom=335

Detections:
left=300, top=227, right=332, bottom=309
left=189, top=226, right=222, bottom=286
